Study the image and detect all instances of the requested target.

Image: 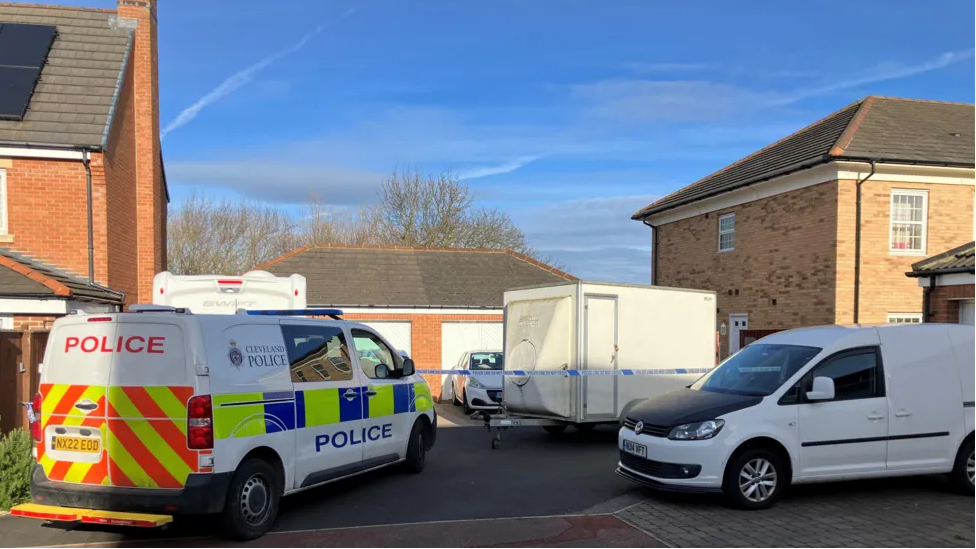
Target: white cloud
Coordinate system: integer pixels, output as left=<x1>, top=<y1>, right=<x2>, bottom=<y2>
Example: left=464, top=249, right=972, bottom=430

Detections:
left=769, top=48, right=976, bottom=106
left=161, top=26, right=323, bottom=139
left=457, top=156, right=539, bottom=179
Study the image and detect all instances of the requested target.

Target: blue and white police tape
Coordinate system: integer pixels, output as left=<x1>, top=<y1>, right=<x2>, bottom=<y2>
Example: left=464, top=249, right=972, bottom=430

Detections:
left=416, top=368, right=710, bottom=376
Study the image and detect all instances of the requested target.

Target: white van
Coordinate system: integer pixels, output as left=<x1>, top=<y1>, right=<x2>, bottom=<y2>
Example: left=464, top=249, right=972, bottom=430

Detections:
left=12, top=307, right=436, bottom=539
left=617, top=324, right=974, bottom=509
left=153, top=271, right=306, bottom=314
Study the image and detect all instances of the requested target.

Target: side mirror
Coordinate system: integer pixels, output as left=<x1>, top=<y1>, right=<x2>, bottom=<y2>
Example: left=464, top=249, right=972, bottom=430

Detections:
left=375, top=364, right=391, bottom=379
left=401, top=358, right=415, bottom=377
left=806, top=376, right=835, bottom=401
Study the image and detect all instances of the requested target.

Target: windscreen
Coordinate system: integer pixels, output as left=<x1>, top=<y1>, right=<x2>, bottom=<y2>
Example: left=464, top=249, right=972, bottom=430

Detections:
left=691, top=344, right=821, bottom=397
left=469, top=352, right=503, bottom=371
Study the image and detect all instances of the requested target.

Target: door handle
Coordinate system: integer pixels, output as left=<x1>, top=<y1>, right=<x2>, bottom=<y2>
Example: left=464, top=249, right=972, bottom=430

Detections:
left=365, top=389, right=378, bottom=397
left=342, top=389, right=359, bottom=401
left=867, top=413, right=885, bottom=421
left=894, top=411, right=912, bottom=418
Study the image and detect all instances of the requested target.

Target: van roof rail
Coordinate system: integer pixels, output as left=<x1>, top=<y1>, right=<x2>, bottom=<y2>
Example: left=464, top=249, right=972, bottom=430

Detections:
left=239, top=308, right=343, bottom=320
left=129, top=305, right=193, bottom=314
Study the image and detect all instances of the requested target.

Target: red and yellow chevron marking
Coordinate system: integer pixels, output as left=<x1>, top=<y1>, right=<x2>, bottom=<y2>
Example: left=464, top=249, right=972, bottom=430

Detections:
left=37, top=384, right=198, bottom=489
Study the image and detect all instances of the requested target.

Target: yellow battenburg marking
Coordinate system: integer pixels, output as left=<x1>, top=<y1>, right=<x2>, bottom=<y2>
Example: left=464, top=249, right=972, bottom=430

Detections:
left=214, top=404, right=265, bottom=439
left=413, top=382, right=433, bottom=412
left=368, top=385, right=394, bottom=417
left=123, top=419, right=192, bottom=483
left=144, top=386, right=188, bottom=419
left=303, top=388, right=340, bottom=427
left=107, top=430, right=155, bottom=488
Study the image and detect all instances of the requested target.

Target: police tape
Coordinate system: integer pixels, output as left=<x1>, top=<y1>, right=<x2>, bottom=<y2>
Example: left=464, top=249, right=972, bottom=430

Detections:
left=415, top=368, right=710, bottom=376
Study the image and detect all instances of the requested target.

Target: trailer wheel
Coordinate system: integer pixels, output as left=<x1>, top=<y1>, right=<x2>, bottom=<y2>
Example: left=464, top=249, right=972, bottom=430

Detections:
left=543, top=425, right=567, bottom=435
left=574, top=423, right=596, bottom=433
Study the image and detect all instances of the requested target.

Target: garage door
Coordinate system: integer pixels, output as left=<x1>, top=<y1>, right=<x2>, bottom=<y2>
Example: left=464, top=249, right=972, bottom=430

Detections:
left=361, top=321, right=412, bottom=355
left=960, top=300, right=975, bottom=325
left=441, top=322, right=503, bottom=400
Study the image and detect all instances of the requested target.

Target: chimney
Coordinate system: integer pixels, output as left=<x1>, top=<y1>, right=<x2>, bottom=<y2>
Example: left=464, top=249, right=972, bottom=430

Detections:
left=116, top=0, right=164, bottom=304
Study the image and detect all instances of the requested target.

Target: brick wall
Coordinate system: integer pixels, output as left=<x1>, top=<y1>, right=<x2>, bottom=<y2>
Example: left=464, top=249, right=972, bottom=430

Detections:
left=11, top=315, right=58, bottom=332
left=3, top=157, right=106, bottom=283
left=344, top=312, right=503, bottom=399
left=835, top=179, right=975, bottom=324
left=655, top=182, right=840, bottom=359
left=927, top=284, right=975, bottom=323
left=117, top=0, right=164, bottom=304
left=103, top=43, right=140, bottom=307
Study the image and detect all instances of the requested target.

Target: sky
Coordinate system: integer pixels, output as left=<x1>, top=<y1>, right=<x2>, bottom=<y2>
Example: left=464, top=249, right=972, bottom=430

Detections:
left=45, top=0, right=976, bottom=282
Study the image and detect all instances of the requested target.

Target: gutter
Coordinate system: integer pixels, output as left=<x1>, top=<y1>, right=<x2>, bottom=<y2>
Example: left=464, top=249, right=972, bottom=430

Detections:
left=922, top=276, right=936, bottom=323
left=84, top=151, right=95, bottom=285
left=642, top=220, right=658, bottom=285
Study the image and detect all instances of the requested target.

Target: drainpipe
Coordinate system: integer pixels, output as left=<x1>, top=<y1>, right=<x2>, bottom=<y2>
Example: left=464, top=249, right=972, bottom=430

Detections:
left=83, top=151, right=95, bottom=285
left=642, top=220, right=658, bottom=285
left=852, top=161, right=877, bottom=324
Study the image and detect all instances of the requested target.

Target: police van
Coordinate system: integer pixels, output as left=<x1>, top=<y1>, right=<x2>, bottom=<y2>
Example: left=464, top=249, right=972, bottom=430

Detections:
left=12, top=275, right=436, bottom=540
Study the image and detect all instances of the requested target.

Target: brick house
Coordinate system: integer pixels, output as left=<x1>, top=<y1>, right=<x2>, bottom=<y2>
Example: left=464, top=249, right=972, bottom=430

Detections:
left=906, top=241, right=974, bottom=325
left=0, top=0, right=166, bottom=329
left=254, top=245, right=575, bottom=399
left=632, top=96, right=974, bottom=359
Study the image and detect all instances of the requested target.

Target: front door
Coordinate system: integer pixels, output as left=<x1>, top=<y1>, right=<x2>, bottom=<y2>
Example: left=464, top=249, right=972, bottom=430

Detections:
left=798, top=347, right=888, bottom=479
left=282, top=322, right=365, bottom=489
left=351, top=328, right=411, bottom=466
left=729, top=314, right=748, bottom=355
left=583, top=295, right=617, bottom=418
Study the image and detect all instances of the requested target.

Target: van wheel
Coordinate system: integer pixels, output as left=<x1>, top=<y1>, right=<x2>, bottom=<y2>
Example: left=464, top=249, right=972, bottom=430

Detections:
left=949, top=438, right=974, bottom=495
left=723, top=448, right=785, bottom=510
left=220, top=458, right=280, bottom=540
left=402, top=421, right=426, bottom=474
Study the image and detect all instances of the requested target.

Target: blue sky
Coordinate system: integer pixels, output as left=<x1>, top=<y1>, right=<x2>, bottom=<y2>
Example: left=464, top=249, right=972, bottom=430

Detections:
left=48, top=0, right=976, bottom=281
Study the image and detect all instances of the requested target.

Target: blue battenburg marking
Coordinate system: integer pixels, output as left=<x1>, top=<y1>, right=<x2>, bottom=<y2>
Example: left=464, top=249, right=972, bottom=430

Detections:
left=338, top=387, right=364, bottom=422
left=393, top=384, right=411, bottom=414
left=295, top=391, right=306, bottom=429
left=264, top=401, right=296, bottom=433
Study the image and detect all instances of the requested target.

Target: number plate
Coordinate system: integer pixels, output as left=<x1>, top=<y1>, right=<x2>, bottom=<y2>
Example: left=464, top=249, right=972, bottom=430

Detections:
left=52, top=436, right=100, bottom=454
left=623, top=439, right=647, bottom=458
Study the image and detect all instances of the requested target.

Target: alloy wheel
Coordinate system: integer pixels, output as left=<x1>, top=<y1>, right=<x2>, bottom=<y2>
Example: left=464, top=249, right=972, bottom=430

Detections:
left=739, top=458, right=777, bottom=503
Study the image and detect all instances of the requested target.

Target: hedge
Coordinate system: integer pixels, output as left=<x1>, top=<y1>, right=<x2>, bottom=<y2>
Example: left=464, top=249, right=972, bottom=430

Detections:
left=0, top=426, right=33, bottom=511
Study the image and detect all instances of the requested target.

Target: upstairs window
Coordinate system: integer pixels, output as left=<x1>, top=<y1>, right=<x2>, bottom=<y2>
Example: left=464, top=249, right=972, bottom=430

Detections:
left=718, top=213, right=735, bottom=252
left=889, top=190, right=927, bottom=254
left=887, top=313, right=922, bottom=324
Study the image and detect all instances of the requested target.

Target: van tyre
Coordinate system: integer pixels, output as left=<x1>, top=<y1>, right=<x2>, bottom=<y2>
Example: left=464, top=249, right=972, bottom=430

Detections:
left=221, top=458, right=280, bottom=540
left=723, top=448, right=785, bottom=510
left=949, top=437, right=974, bottom=495
left=403, top=420, right=426, bottom=474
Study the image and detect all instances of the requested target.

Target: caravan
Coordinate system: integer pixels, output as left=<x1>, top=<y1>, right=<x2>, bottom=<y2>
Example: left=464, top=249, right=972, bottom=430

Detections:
left=153, top=271, right=307, bottom=314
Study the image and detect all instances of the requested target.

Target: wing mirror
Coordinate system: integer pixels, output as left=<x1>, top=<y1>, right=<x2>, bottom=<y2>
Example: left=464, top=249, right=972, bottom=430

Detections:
left=401, top=358, right=415, bottom=377
left=806, top=376, right=835, bottom=401
left=374, top=364, right=391, bottom=379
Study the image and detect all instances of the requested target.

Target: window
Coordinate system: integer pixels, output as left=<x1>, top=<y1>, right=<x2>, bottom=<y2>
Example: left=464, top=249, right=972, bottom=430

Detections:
left=887, top=313, right=922, bottom=324
left=889, top=190, right=927, bottom=254
left=0, top=169, right=8, bottom=235
left=718, top=213, right=735, bottom=252
left=281, top=324, right=353, bottom=383
left=351, top=329, right=397, bottom=379
left=692, top=344, right=822, bottom=397
left=469, top=352, right=504, bottom=371
left=807, top=348, right=883, bottom=401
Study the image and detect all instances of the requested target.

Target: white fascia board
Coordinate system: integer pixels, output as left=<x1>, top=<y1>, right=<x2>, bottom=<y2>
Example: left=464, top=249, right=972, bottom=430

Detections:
left=0, top=147, right=85, bottom=160
left=915, top=272, right=976, bottom=287
left=0, top=298, right=68, bottom=314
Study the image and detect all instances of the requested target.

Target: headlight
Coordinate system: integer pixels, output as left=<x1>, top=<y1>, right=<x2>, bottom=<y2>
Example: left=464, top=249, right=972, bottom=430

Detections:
left=668, top=419, right=725, bottom=441
left=468, top=377, right=487, bottom=389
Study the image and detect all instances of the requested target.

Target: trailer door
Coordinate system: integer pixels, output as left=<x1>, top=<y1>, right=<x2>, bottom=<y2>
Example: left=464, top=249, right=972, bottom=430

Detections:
left=582, top=295, right=617, bottom=418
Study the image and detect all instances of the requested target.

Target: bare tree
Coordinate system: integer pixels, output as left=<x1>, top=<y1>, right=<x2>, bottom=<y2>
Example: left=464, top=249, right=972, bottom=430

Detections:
left=367, top=169, right=533, bottom=253
left=167, top=194, right=300, bottom=275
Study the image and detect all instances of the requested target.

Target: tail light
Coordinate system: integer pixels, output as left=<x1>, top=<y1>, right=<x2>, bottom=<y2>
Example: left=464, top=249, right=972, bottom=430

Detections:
left=187, top=395, right=213, bottom=450
left=30, top=392, right=42, bottom=441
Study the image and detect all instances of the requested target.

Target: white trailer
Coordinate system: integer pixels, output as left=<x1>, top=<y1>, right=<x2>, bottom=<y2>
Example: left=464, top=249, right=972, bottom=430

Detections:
left=484, top=281, right=716, bottom=447
left=152, top=270, right=306, bottom=314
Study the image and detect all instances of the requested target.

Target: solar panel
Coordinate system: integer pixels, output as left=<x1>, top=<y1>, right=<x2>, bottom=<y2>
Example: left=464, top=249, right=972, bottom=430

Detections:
left=0, top=66, right=42, bottom=121
left=0, top=23, right=57, bottom=68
